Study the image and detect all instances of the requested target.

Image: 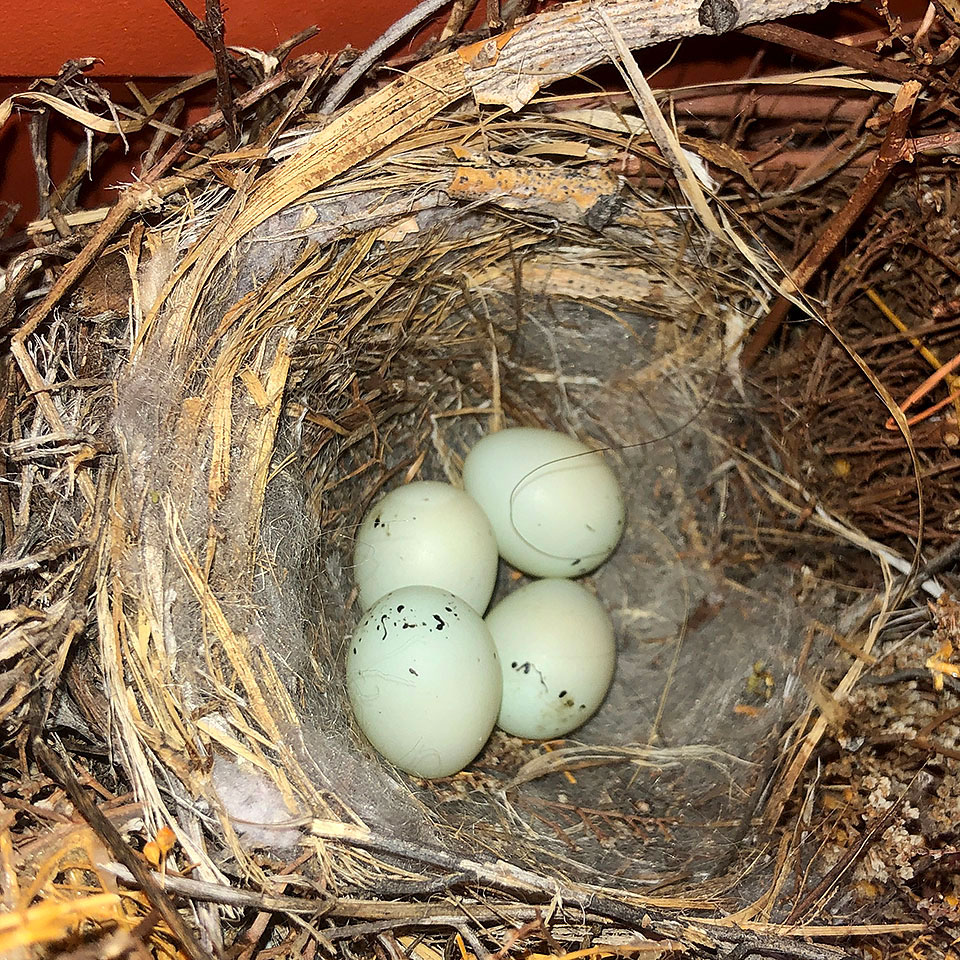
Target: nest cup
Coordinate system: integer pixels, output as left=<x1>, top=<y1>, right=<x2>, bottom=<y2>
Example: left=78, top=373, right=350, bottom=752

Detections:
left=66, top=98, right=817, bottom=901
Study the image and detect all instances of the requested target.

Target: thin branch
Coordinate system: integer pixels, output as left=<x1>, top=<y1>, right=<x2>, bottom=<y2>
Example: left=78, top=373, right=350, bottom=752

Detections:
left=142, top=99, right=186, bottom=174
left=27, top=61, right=94, bottom=220
left=205, top=0, right=239, bottom=149
left=99, top=862, right=334, bottom=915
left=741, top=22, right=929, bottom=87
left=440, top=0, right=480, bottom=40
left=161, top=0, right=258, bottom=86
left=32, top=739, right=215, bottom=960
left=150, top=52, right=329, bottom=177
left=273, top=25, right=322, bottom=63
left=319, top=0, right=455, bottom=114
left=742, top=80, right=922, bottom=367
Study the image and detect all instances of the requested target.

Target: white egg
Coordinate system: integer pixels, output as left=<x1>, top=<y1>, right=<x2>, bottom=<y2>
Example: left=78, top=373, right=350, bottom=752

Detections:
left=353, top=481, right=499, bottom=613
left=346, top=585, right=502, bottom=778
left=462, top=427, right=625, bottom=578
left=485, top=579, right=615, bottom=740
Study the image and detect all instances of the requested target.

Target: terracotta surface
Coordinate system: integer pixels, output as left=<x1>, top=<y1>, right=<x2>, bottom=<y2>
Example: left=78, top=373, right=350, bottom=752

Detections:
left=2, top=0, right=414, bottom=77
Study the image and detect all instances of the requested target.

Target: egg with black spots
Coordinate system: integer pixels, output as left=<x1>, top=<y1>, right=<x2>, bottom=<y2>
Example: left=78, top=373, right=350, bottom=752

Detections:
left=346, top=585, right=502, bottom=777
left=485, top=579, right=615, bottom=739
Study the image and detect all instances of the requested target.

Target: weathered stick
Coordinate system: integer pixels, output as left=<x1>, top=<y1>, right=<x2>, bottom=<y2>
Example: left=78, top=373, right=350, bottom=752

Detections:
left=462, top=0, right=845, bottom=110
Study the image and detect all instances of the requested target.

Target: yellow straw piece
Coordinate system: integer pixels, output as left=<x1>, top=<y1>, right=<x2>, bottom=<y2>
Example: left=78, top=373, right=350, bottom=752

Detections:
left=867, top=287, right=960, bottom=426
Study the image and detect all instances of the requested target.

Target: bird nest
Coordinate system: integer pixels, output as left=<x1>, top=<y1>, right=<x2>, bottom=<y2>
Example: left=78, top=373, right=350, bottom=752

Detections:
left=4, top=1, right=960, bottom=958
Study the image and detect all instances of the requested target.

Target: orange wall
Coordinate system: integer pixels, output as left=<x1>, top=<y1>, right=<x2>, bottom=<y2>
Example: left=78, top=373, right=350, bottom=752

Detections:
left=2, top=0, right=418, bottom=77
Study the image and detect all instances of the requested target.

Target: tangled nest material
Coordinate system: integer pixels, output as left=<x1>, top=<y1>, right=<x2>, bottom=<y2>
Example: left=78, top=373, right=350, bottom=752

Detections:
left=4, top=0, right=960, bottom=957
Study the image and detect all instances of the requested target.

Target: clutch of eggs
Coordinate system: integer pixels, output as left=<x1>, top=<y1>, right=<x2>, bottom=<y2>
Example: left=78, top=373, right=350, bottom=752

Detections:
left=346, top=427, right=625, bottom=776
left=463, top=427, right=625, bottom=578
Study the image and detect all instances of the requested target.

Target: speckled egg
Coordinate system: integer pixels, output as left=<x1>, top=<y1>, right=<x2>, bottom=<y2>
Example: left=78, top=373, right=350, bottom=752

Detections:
left=353, top=481, right=499, bottom=614
left=485, top=578, right=616, bottom=739
left=346, top=585, right=502, bottom=778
